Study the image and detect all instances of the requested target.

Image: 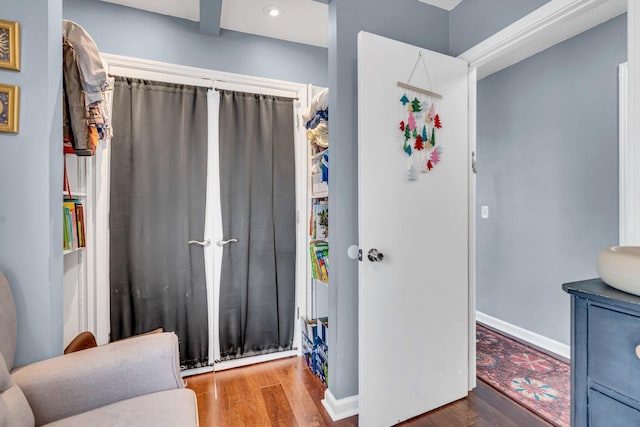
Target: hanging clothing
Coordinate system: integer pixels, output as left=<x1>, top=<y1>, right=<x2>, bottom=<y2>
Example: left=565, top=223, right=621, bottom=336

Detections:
left=62, top=20, right=112, bottom=155
left=109, top=77, right=209, bottom=369
left=217, top=90, right=296, bottom=361
left=62, top=20, right=109, bottom=107
left=62, top=41, right=93, bottom=156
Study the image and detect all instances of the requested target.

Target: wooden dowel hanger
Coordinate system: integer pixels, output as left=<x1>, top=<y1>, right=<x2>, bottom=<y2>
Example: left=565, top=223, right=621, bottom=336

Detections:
left=396, top=82, right=442, bottom=100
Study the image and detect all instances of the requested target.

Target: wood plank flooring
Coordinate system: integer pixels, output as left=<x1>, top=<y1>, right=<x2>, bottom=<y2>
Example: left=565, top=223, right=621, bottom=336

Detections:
left=185, top=356, right=553, bottom=426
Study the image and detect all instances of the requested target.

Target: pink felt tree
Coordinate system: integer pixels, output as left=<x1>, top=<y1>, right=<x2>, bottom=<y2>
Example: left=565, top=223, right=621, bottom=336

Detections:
left=430, top=147, right=440, bottom=164
left=427, top=103, right=435, bottom=123
left=407, top=112, right=416, bottom=130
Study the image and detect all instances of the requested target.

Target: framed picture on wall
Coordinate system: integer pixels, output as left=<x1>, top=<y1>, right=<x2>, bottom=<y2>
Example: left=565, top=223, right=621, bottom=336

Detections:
left=0, top=84, right=19, bottom=133
left=0, top=19, right=20, bottom=71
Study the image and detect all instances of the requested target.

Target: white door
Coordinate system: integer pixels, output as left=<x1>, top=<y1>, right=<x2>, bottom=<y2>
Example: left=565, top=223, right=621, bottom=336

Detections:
left=358, top=32, right=471, bottom=426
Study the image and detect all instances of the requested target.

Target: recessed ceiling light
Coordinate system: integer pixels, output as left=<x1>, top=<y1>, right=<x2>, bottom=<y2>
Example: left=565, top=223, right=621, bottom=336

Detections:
left=263, top=5, right=280, bottom=17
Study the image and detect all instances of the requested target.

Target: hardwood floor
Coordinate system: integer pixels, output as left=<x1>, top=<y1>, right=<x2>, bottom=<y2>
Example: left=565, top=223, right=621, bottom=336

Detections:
left=185, top=356, right=553, bottom=426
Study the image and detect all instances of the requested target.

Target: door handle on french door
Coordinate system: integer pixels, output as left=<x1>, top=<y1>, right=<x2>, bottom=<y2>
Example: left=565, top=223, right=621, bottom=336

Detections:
left=188, top=239, right=211, bottom=247
left=216, top=238, right=239, bottom=247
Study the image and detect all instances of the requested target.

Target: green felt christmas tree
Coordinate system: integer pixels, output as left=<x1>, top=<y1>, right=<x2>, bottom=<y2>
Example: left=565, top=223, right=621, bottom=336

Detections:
left=411, top=98, right=422, bottom=112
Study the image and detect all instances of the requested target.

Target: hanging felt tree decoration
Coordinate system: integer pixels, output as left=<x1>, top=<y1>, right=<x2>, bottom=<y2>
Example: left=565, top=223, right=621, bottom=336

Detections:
left=427, top=103, right=435, bottom=123
left=434, top=114, right=442, bottom=129
left=430, top=146, right=441, bottom=165
left=407, top=111, right=416, bottom=130
left=414, top=134, right=424, bottom=151
left=411, top=98, right=422, bottom=112
left=397, top=54, right=444, bottom=179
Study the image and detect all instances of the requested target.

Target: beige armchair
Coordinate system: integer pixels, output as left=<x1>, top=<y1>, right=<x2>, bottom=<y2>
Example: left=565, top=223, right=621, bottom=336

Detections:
left=0, top=272, right=199, bottom=427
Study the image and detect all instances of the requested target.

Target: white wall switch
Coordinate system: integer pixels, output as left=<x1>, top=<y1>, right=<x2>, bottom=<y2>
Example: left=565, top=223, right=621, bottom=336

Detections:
left=481, top=205, right=489, bottom=219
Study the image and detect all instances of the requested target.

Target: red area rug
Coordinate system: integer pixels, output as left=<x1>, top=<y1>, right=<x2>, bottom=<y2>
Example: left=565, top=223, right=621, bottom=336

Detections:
left=476, top=324, right=570, bottom=427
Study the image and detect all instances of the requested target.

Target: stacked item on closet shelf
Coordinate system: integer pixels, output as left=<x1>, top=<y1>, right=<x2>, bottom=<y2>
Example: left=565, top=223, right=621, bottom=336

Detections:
left=305, top=88, right=329, bottom=197
left=300, top=316, right=329, bottom=387
left=302, top=88, right=330, bottom=387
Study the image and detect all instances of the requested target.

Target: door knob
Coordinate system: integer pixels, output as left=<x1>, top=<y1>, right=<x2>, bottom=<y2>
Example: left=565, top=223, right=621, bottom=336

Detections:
left=367, top=248, right=384, bottom=262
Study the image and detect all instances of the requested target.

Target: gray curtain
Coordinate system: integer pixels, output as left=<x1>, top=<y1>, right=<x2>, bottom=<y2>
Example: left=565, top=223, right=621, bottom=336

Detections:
left=218, top=90, right=296, bottom=360
left=110, top=77, right=209, bottom=369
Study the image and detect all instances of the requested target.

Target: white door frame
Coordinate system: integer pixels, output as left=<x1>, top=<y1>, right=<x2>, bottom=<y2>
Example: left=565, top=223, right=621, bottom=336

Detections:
left=95, top=54, right=310, bottom=374
left=622, top=1, right=640, bottom=245
left=459, top=0, right=635, bottom=243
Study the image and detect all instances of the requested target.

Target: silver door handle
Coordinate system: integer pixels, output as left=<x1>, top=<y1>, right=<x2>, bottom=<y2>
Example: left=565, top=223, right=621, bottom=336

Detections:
left=188, top=239, right=211, bottom=247
left=216, top=238, right=239, bottom=247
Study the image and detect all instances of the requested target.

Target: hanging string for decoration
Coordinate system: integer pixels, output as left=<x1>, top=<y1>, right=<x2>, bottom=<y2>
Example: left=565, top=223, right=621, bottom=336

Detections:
left=397, top=51, right=444, bottom=181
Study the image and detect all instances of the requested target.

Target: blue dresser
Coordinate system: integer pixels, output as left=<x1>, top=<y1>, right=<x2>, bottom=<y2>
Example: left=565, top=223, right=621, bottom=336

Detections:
left=564, top=279, right=640, bottom=426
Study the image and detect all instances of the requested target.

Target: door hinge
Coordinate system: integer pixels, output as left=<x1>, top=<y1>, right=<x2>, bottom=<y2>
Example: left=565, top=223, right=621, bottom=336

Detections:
left=297, top=306, right=300, bottom=319
left=472, top=151, right=477, bottom=174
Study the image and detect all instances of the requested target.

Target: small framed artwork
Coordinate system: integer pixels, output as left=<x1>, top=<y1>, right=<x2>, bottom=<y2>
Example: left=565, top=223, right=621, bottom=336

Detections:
left=0, top=19, right=20, bottom=71
left=0, top=84, right=19, bottom=133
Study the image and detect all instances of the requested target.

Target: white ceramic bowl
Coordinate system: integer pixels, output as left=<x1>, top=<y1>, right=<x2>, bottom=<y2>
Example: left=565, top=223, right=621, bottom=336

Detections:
left=596, top=246, right=640, bottom=296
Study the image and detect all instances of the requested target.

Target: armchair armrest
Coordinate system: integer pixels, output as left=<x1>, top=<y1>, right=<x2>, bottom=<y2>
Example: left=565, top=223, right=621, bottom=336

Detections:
left=12, top=332, right=184, bottom=426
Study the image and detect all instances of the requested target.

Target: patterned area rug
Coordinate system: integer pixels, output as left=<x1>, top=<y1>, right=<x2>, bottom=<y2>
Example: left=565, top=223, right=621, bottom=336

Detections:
left=476, top=324, right=570, bottom=427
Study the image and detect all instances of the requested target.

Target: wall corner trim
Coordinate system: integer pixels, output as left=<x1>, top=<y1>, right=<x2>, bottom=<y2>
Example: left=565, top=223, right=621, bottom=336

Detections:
left=476, top=311, right=571, bottom=361
left=458, top=0, right=626, bottom=80
left=321, top=389, right=359, bottom=421
left=623, top=2, right=640, bottom=245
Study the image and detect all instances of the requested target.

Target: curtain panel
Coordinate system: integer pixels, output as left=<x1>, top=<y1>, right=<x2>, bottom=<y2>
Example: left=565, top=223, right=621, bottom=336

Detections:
left=110, top=77, right=209, bottom=369
left=217, top=90, right=296, bottom=360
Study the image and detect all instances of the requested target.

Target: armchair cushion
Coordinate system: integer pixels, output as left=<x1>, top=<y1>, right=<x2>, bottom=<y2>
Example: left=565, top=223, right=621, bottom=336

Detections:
left=0, top=272, right=17, bottom=371
left=42, top=389, right=198, bottom=427
left=0, top=353, right=34, bottom=427
left=12, top=333, right=183, bottom=426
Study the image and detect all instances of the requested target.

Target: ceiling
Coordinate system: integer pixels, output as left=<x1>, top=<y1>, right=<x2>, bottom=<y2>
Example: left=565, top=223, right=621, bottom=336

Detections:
left=100, top=0, right=462, bottom=48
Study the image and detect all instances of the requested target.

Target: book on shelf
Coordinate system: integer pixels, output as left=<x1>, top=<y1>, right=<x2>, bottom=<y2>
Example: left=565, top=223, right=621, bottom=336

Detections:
left=75, top=203, right=85, bottom=248
left=63, top=199, right=86, bottom=250
left=311, top=200, right=328, bottom=239
left=309, top=242, right=329, bottom=283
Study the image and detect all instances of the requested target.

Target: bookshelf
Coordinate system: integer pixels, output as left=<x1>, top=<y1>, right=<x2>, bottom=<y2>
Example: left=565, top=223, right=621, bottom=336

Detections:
left=63, top=152, right=91, bottom=348
left=302, top=87, right=329, bottom=387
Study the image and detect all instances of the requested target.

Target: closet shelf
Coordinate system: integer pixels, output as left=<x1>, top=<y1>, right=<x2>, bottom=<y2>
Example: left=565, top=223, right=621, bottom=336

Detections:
left=311, top=193, right=328, bottom=199
left=63, top=247, right=85, bottom=256
left=64, top=192, right=87, bottom=199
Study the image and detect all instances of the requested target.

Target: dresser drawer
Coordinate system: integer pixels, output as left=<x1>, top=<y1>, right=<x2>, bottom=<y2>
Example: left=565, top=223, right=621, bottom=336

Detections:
left=589, top=388, right=640, bottom=426
left=588, top=305, right=640, bottom=401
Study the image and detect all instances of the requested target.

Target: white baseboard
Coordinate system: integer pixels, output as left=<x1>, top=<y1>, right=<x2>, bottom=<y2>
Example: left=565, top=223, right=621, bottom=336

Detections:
left=321, top=389, right=359, bottom=421
left=476, top=311, right=570, bottom=361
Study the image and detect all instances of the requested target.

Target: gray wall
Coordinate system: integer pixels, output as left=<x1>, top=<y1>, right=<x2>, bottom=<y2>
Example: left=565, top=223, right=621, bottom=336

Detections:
left=449, top=0, right=551, bottom=55
left=0, top=0, right=64, bottom=366
left=327, top=0, right=449, bottom=399
left=63, top=0, right=328, bottom=86
left=475, top=14, right=626, bottom=345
